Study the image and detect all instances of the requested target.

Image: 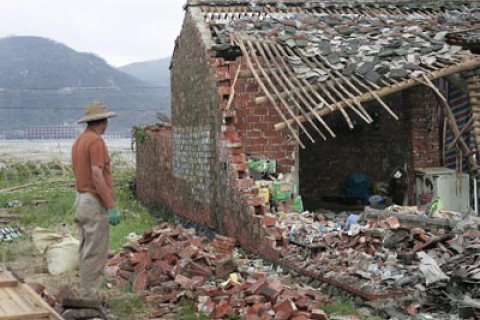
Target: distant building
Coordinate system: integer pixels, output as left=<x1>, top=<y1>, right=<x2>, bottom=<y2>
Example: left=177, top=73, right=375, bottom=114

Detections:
left=24, top=123, right=81, bottom=140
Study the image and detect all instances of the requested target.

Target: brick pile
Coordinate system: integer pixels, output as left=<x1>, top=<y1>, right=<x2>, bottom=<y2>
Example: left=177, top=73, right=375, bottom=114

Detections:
left=106, top=223, right=335, bottom=320
left=28, top=282, right=78, bottom=315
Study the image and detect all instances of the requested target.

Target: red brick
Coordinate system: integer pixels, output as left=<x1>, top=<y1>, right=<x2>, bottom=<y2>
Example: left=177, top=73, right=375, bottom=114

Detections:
left=54, top=285, right=76, bottom=305
left=386, top=216, right=400, bottom=229
left=236, top=178, right=254, bottom=188
left=192, top=276, right=206, bottom=287
left=186, top=260, right=212, bottom=278
left=246, top=278, right=268, bottom=296
left=274, top=299, right=298, bottom=319
left=119, top=269, right=133, bottom=279
left=247, top=303, right=265, bottom=317
left=130, top=252, right=148, bottom=265
left=174, top=274, right=194, bottom=290
left=295, top=296, right=310, bottom=311
left=252, top=108, right=268, bottom=116
left=215, top=300, right=234, bottom=318
left=311, top=309, right=328, bottom=320
left=230, top=154, right=247, bottom=163
left=198, top=296, right=215, bottom=316
left=263, top=215, right=277, bottom=228
left=179, top=245, right=200, bottom=259
left=260, top=281, right=284, bottom=304
left=43, top=292, right=56, bottom=308
left=293, top=315, right=309, bottom=320
left=29, top=283, right=46, bottom=295
left=215, top=258, right=237, bottom=279
left=133, top=271, right=149, bottom=291
left=229, top=295, right=247, bottom=308
left=232, top=162, right=248, bottom=171
left=246, top=295, right=266, bottom=305
left=247, top=196, right=264, bottom=207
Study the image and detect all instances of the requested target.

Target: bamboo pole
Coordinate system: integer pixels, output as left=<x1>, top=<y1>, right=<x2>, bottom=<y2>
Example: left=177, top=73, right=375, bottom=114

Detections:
left=244, top=39, right=315, bottom=143
left=305, top=53, right=371, bottom=123
left=466, top=69, right=480, bottom=170
left=235, top=37, right=305, bottom=148
left=284, top=47, right=353, bottom=128
left=267, top=44, right=336, bottom=138
left=275, top=58, right=480, bottom=131
left=254, top=41, right=326, bottom=140
left=226, top=64, right=241, bottom=110
left=253, top=40, right=325, bottom=140
left=446, top=117, right=474, bottom=151
left=310, top=55, right=373, bottom=122
left=421, top=75, right=480, bottom=177
left=277, top=45, right=335, bottom=112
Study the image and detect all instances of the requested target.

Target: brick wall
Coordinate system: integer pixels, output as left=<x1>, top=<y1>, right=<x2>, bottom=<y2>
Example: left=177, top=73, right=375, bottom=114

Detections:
left=403, top=85, right=442, bottom=202
left=233, top=57, right=297, bottom=174
left=299, top=86, right=441, bottom=209
left=137, top=7, right=440, bottom=259
left=136, top=9, right=287, bottom=256
left=136, top=10, right=219, bottom=228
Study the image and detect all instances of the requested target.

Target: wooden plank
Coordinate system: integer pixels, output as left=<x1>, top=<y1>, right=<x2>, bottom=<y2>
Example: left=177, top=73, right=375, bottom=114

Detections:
left=0, top=271, right=64, bottom=320
left=0, top=311, right=51, bottom=320
left=20, top=282, right=64, bottom=320
left=0, top=278, right=18, bottom=287
left=5, top=285, right=40, bottom=313
left=0, top=286, right=22, bottom=316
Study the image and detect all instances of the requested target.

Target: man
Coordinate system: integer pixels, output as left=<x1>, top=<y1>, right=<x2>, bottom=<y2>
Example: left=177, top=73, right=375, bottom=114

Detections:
left=72, top=102, right=121, bottom=303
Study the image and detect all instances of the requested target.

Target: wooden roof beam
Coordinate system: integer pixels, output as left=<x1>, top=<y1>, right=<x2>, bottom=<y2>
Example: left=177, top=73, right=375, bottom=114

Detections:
left=275, top=58, right=480, bottom=131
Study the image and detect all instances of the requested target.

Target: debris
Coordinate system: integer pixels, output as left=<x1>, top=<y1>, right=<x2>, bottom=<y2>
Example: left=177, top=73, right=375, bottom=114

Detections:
left=4, top=200, right=22, bottom=208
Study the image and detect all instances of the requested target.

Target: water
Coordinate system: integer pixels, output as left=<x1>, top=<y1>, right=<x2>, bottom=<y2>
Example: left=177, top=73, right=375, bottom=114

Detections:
left=0, top=139, right=135, bottom=166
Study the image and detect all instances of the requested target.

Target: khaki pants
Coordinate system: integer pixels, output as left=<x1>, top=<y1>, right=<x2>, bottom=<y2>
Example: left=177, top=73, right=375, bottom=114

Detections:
left=74, top=192, right=109, bottom=301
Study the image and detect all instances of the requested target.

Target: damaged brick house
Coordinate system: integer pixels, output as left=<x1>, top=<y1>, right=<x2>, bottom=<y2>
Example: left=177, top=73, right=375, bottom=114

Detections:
left=136, top=0, right=480, bottom=257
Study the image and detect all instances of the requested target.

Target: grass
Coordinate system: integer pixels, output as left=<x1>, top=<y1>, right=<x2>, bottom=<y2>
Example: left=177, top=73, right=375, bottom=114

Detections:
left=0, top=161, right=157, bottom=319
left=323, top=300, right=359, bottom=315
left=175, top=306, right=211, bottom=320
left=0, top=161, right=384, bottom=320
left=0, top=162, right=155, bottom=252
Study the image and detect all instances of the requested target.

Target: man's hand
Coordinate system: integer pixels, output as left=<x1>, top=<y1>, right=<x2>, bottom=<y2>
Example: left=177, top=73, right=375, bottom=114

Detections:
left=108, top=208, right=121, bottom=225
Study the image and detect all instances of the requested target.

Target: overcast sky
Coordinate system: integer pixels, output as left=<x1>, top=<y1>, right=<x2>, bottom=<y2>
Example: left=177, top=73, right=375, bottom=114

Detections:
left=0, top=0, right=185, bottom=67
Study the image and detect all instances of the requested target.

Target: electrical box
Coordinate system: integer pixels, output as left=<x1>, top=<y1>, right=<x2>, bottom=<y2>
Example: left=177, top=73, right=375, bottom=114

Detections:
left=415, top=167, right=470, bottom=213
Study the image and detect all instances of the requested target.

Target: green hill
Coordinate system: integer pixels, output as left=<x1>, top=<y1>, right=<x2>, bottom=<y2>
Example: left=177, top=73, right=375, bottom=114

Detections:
left=0, top=36, right=170, bottom=135
left=118, top=57, right=171, bottom=87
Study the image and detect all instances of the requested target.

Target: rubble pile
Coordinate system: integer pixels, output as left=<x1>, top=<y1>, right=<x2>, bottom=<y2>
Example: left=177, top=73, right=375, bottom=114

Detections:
left=275, top=209, right=480, bottom=313
left=106, top=223, right=336, bottom=320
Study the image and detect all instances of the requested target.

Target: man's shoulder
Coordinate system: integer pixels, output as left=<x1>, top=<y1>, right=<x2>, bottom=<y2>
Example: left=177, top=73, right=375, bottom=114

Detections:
left=78, top=130, right=103, bottom=143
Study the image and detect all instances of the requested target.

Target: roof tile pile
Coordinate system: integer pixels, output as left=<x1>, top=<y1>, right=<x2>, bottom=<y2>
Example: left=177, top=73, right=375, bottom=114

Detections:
left=209, top=8, right=480, bottom=83
left=275, top=209, right=480, bottom=311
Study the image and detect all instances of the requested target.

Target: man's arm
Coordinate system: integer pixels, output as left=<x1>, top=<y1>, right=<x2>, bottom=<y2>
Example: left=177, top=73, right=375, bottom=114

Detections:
left=92, top=166, right=115, bottom=210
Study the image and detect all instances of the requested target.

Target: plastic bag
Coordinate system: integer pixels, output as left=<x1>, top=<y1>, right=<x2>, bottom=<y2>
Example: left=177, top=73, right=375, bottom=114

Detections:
left=46, top=235, right=80, bottom=275
left=32, top=227, right=64, bottom=253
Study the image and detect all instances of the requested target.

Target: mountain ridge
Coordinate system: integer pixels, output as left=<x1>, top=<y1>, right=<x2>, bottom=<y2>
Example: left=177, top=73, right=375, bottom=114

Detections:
left=0, top=36, right=148, bottom=88
left=118, top=57, right=171, bottom=87
left=0, top=36, right=170, bottom=134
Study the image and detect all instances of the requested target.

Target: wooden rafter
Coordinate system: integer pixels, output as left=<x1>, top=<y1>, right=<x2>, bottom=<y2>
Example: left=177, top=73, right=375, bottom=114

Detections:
left=275, top=58, right=480, bottom=131
left=253, top=40, right=326, bottom=140
left=235, top=36, right=305, bottom=148
left=420, top=75, right=480, bottom=177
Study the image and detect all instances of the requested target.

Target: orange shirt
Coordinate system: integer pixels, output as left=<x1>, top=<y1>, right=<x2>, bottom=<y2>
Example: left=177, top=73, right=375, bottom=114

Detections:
left=72, top=127, right=113, bottom=207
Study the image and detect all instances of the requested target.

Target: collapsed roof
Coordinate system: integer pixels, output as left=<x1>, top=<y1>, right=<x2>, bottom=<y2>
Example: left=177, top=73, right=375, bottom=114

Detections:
left=186, top=0, right=480, bottom=147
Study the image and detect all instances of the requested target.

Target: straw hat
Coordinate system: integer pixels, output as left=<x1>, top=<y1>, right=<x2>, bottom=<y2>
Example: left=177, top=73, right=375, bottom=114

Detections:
left=77, top=102, right=117, bottom=124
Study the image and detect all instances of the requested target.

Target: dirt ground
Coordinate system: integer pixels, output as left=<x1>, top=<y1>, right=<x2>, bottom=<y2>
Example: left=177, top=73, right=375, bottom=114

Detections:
left=1, top=232, right=156, bottom=320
